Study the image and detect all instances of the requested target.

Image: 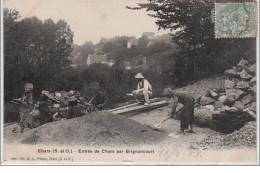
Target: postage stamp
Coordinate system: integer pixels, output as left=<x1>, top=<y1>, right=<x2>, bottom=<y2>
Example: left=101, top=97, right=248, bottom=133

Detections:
left=215, top=2, right=258, bottom=38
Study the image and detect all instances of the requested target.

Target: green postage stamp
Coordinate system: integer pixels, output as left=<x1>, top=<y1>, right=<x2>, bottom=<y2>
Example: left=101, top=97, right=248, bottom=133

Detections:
left=215, top=2, right=258, bottom=38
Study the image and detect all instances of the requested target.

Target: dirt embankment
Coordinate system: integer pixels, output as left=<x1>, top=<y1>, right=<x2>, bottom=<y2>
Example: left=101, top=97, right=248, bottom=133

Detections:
left=4, top=111, right=165, bottom=147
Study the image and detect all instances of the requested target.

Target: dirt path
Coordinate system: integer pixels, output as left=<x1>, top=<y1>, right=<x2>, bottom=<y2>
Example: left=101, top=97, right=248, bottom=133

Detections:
left=128, top=76, right=227, bottom=149
left=129, top=106, right=219, bottom=149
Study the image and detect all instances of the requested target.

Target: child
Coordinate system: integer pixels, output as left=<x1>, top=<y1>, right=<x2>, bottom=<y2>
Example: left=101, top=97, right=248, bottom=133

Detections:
left=17, top=83, right=34, bottom=133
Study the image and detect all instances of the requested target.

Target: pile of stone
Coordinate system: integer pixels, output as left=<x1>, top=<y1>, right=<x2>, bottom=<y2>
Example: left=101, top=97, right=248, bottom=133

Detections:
left=37, top=90, right=93, bottom=121
left=194, top=58, right=256, bottom=133
left=197, top=121, right=256, bottom=150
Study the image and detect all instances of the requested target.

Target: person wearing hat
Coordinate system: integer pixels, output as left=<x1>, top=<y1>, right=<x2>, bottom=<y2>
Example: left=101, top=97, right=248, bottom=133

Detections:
left=132, top=73, right=153, bottom=106
left=163, top=88, right=195, bottom=134
left=18, top=83, right=34, bottom=133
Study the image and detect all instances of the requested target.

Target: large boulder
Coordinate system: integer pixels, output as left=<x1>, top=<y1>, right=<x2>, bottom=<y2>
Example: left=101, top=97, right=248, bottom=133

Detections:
left=237, top=58, right=249, bottom=68
left=200, top=96, right=215, bottom=105
left=224, top=67, right=240, bottom=77
left=218, top=105, right=231, bottom=112
left=234, top=89, right=245, bottom=100
left=233, top=101, right=245, bottom=111
left=218, top=96, right=227, bottom=103
left=194, top=108, right=215, bottom=127
left=241, top=94, right=254, bottom=105
left=224, top=107, right=239, bottom=113
left=239, top=70, right=252, bottom=80
left=236, top=81, right=250, bottom=90
left=249, top=102, right=256, bottom=113
left=60, top=91, right=70, bottom=99
left=246, top=110, right=256, bottom=120
left=224, top=80, right=236, bottom=89
left=224, top=95, right=236, bottom=106
left=209, top=90, right=218, bottom=98
left=248, top=63, right=256, bottom=75
left=243, top=108, right=256, bottom=120
left=203, top=105, right=215, bottom=111
left=214, top=101, right=224, bottom=109
left=249, top=76, right=256, bottom=85
left=225, top=88, right=241, bottom=97
left=248, top=85, right=256, bottom=96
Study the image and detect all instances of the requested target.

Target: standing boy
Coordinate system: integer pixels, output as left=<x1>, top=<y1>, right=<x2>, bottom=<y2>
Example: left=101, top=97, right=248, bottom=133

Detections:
left=14, top=83, right=34, bottom=133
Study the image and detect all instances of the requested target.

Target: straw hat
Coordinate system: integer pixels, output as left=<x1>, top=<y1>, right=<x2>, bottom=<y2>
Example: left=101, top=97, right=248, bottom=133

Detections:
left=135, top=73, right=144, bottom=79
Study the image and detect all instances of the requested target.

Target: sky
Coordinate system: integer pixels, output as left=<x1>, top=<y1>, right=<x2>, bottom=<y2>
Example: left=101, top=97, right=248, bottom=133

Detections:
left=3, top=0, right=170, bottom=45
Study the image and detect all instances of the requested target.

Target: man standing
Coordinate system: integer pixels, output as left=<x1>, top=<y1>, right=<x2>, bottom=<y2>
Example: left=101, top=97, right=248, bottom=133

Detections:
left=132, top=73, right=153, bottom=106
left=163, top=88, right=195, bottom=134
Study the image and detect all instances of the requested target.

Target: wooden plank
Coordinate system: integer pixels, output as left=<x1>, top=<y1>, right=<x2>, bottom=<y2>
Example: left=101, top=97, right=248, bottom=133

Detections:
left=108, top=102, right=140, bottom=112
left=111, top=100, right=169, bottom=116
left=108, top=98, right=161, bottom=112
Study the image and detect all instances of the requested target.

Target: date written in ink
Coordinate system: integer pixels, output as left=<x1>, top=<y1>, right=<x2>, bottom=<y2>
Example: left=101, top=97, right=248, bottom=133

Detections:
left=158, top=149, right=203, bottom=160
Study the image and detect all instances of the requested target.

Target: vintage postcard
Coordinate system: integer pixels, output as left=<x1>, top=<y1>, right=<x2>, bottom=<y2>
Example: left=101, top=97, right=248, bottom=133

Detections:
left=0, top=0, right=259, bottom=165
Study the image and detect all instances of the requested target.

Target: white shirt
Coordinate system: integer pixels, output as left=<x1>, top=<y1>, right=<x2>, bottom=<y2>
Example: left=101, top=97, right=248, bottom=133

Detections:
left=137, top=79, right=152, bottom=91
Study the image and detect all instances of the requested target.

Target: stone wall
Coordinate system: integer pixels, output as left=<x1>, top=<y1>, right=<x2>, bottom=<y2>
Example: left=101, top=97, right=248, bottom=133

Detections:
left=194, top=58, right=256, bottom=134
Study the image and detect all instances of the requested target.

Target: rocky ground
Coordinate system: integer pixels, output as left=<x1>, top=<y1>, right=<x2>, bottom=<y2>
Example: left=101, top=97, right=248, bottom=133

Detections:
left=197, top=121, right=256, bottom=150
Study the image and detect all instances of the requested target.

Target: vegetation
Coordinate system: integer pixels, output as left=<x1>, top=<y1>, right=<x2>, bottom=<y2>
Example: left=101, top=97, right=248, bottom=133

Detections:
left=4, top=0, right=256, bottom=119
left=4, top=8, right=81, bottom=101
left=128, top=0, right=256, bottom=85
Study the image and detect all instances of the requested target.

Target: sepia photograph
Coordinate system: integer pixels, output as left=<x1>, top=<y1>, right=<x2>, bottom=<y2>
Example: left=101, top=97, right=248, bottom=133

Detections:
left=0, top=0, right=259, bottom=165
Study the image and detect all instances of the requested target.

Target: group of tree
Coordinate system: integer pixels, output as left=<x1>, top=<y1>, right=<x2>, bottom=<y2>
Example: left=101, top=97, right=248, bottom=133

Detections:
left=4, top=0, right=256, bottom=110
left=4, top=8, right=81, bottom=101
left=71, top=34, right=175, bottom=67
left=128, top=0, right=256, bottom=86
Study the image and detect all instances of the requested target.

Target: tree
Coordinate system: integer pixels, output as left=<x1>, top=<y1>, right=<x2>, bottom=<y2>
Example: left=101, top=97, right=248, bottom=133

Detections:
left=80, top=41, right=94, bottom=60
left=128, top=0, right=256, bottom=86
left=4, top=8, right=75, bottom=100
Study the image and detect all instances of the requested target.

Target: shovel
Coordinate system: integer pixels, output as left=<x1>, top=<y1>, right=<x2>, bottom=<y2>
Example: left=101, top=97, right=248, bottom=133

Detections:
left=150, top=106, right=185, bottom=130
left=150, top=95, right=201, bottom=131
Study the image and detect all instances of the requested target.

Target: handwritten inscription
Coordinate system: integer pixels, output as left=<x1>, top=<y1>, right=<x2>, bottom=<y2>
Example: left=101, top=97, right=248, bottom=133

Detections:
left=158, top=149, right=203, bottom=160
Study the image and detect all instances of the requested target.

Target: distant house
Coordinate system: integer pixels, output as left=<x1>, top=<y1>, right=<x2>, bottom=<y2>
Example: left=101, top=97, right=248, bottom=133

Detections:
left=127, top=37, right=139, bottom=48
left=86, top=54, right=109, bottom=66
left=142, top=32, right=155, bottom=40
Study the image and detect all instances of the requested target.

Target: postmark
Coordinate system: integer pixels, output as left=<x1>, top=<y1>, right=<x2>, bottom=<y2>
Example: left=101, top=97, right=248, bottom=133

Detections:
left=215, top=2, right=258, bottom=38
